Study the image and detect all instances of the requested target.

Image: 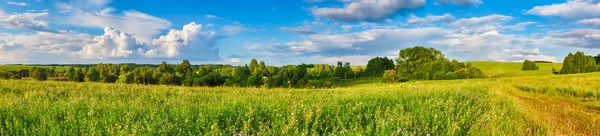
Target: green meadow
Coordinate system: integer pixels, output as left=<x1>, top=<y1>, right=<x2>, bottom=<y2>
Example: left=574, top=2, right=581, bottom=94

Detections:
left=0, top=62, right=598, bottom=135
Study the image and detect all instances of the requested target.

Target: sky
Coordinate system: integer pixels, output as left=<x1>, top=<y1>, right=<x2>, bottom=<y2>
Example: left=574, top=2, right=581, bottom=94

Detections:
left=0, top=0, right=600, bottom=65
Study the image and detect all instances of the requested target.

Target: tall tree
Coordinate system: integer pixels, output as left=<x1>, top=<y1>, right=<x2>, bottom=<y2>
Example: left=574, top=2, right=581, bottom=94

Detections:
left=176, top=60, right=192, bottom=74
left=249, top=59, right=258, bottom=73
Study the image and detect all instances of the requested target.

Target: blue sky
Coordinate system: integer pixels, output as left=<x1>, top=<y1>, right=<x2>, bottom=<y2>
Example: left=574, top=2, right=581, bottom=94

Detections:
left=1, top=0, right=600, bottom=65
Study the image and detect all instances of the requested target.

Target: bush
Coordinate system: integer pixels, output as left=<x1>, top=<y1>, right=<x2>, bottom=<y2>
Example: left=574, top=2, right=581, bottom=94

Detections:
left=382, top=70, right=398, bottom=83
left=522, top=60, right=539, bottom=70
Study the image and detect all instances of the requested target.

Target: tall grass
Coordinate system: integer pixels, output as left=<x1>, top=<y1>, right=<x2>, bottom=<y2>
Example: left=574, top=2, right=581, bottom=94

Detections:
left=0, top=80, right=543, bottom=135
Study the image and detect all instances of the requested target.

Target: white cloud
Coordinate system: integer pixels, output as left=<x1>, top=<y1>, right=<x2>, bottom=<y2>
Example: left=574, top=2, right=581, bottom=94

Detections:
left=435, top=0, right=483, bottom=6
left=205, top=14, right=221, bottom=19
left=549, top=29, right=600, bottom=48
left=143, top=22, right=222, bottom=61
left=6, top=1, right=27, bottom=6
left=500, top=48, right=557, bottom=62
left=0, top=22, right=224, bottom=62
left=229, top=58, right=240, bottom=63
left=406, top=13, right=455, bottom=24
left=279, top=27, right=318, bottom=35
left=0, top=10, right=58, bottom=33
left=222, top=25, right=248, bottom=35
left=449, top=14, right=513, bottom=27
left=77, top=27, right=139, bottom=59
left=65, top=8, right=172, bottom=42
left=310, top=0, right=425, bottom=22
left=526, top=0, right=600, bottom=19
left=249, top=14, right=560, bottom=63
left=503, top=22, right=536, bottom=30
left=0, top=31, right=94, bottom=63
left=578, top=18, right=600, bottom=27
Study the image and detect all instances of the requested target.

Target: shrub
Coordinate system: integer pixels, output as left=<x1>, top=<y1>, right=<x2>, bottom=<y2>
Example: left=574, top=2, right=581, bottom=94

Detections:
left=382, top=70, right=398, bottom=83
left=521, top=60, right=539, bottom=70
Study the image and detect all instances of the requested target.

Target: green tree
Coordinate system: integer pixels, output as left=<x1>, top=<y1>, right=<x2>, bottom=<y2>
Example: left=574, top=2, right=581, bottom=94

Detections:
left=30, top=67, right=47, bottom=81
left=560, top=51, right=597, bottom=74
left=87, top=68, right=100, bottom=82
left=249, top=59, right=258, bottom=73
left=67, top=67, right=76, bottom=81
left=395, top=46, right=484, bottom=80
left=521, top=60, right=539, bottom=70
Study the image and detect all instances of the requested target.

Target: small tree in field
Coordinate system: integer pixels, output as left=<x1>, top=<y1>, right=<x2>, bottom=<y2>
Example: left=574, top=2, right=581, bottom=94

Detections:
left=382, top=70, right=398, bottom=83
left=521, top=60, right=539, bottom=70
left=31, top=67, right=47, bottom=81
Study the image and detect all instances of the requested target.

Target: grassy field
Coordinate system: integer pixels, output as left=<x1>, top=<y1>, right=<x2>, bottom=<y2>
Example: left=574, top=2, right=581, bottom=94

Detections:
left=470, top=61, right=563, bottom=77
left=0, top=64, right=74, bottom=72
left=0, top=62, right=599, bottom=135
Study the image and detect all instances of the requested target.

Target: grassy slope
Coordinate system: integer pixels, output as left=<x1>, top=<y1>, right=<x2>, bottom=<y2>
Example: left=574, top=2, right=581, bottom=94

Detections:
left=1, top=62, right=599, bottom=135
left=470, top=61, right=563, bottom=77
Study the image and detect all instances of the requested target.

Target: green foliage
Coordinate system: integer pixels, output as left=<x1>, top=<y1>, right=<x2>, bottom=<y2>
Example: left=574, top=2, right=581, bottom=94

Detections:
left=382, top=70, right=398, bottom=83
left=87, top=68, right=100, bottom=82
left=395, top=46, right=485, bottom=80
left=560, top=52, right=597, bottom=74
left=30, top=67, right=47, bottom=81
left=521, top=60, right=540, bottom=70
left=365, top=57, right=394, bottom=77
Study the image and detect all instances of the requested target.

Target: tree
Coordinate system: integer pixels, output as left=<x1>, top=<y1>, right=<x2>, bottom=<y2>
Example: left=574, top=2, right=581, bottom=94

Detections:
left=30, top=67, right=47, bottom=81
left=249, top=59, right=258, bottom=73
left=382, top=70, right=398, bottom=83
left=158, top=61, right=175, bottom=74
left=366, top=57, right=394, bottom=77
left=73, top=69, right=85, bottom=82
left=67, top=67, right=76, bottom=81
left=394, top=46, right=484, bottom=80
left=396, top=46, right=444, bottom=78
left=87, top=68, right=100, bottom=82
left=560, top=51, right=597, bottom=74
left=521, top=60, right=539, bottom=70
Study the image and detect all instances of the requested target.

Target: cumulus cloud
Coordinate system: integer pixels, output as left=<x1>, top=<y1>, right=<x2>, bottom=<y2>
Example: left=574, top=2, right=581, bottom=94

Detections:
left=77, top=27, right=139, bottom=59
left=310, top=0, right=425, bottom=22
left=279, top=27, right=319, bottom=35
left=0, top=31, right=94, bottom=63
left=65, top=8, right=172, bottom=42
left=435, top=0, right=483, bottom=6
left=406, top=13, right=455, bottom=24
left=143, top=22, right=223, bottom=61
left=526, top=0, right=600, bottom=19
left=0, top=10, right=58, bottom=33
left=6, top=1, right=27, bottom=6
left=0, top=22, right=224, bottom=62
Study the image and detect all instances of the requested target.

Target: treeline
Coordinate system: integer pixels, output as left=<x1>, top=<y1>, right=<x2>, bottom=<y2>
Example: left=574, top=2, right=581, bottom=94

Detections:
left=59, top=60, right=377, bottom=88
left=2, top=46, right=487, bottom=87
left=0, top=67, right=66, bottom=80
